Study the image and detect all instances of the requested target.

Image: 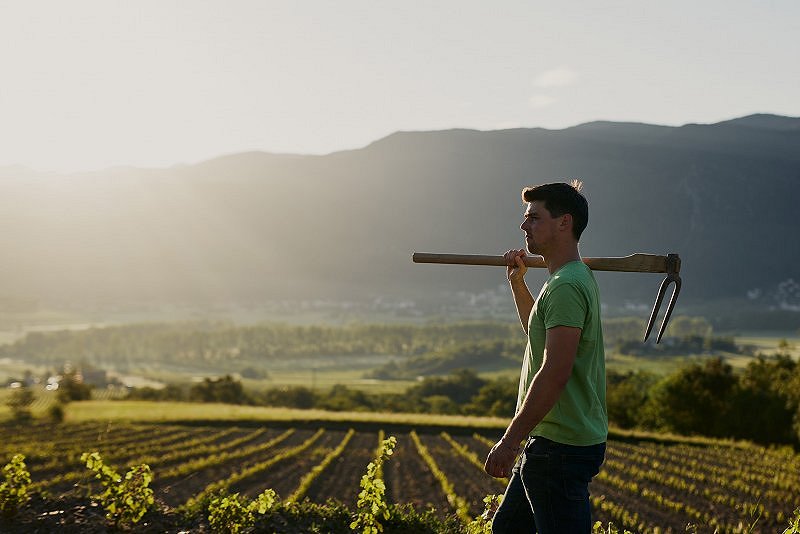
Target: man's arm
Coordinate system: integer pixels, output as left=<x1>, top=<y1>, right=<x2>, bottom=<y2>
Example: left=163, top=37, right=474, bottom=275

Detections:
left=484, top=326, right=581, bottom=478
left=505, top=249, right=534, bottom=334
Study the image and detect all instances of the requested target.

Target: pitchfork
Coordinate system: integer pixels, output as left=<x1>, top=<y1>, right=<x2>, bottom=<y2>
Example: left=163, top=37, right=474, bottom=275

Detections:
left=412, top=252, right=682, bottom=344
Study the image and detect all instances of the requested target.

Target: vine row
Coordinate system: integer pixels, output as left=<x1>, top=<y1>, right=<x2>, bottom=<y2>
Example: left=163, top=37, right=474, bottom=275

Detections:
left=288, top=428, right=356, bottom=502
left=409, top=430, right=471, bottom=524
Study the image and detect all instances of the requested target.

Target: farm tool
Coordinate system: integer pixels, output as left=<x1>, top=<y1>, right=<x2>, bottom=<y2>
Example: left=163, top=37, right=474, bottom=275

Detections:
left=412, top=252, right=682, bottom=343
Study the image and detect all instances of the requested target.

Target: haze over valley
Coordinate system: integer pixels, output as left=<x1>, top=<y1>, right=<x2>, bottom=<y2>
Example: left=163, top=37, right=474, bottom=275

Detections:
left=1, top=114, right=798, bottom=330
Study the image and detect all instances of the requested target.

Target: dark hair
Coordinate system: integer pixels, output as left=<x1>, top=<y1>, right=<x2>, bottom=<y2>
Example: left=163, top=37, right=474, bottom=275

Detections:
left=521, top=180, right=588, bottom=240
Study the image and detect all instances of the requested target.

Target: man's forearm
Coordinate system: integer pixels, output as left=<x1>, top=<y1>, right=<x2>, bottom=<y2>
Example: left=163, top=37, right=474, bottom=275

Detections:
left=510, top=278, right=534, bottom=334
left=501, top=365, right=568, bottom=445
left=501, top=326, right=580, bottom=445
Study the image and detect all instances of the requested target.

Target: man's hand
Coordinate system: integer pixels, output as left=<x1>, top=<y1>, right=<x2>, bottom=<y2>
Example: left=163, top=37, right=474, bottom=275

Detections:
left=484, top=439, right=520, bottom=479
left=504, top=249, right=527, bottom=283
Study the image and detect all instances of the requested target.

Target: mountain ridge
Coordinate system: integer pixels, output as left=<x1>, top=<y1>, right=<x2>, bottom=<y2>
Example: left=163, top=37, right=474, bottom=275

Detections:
left=1, top=114, right=798, bottom=320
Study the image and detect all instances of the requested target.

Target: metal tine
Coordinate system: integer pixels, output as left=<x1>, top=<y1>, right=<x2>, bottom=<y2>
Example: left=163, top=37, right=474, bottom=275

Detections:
left=655, top=277, right=682, bottom=343
left=643, top=253, right=682, bottom=344
left=643, top=277, right=670, bottom=342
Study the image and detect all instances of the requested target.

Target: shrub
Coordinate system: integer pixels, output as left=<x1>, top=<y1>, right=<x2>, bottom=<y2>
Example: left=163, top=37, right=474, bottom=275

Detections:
left=465, top=494, right=502, bottom=534
left=5, top=388, right=35, bottom=423
left=47, top=403, right=65, bottom=424
left=57, top=372, right=93, bottom=403
left=260, top=386, right=317, bottom=409
left=207, top=489, right=277, bottom=534
left=81, top=452, right=154, bottom=527
left=189, top=375, right=250, bottom=404
left=351, top=435, right=397, bottom=534
left=317, top=385, right=375, bottom=412
left=784, top=507, right=800, bottom=534
left=0, top=454, right=31, bottom=517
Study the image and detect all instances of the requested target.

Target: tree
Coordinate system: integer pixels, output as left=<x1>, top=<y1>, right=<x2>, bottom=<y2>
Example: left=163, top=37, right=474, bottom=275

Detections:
left=57, top=372, right=93, bottom=403
left=606, top=371, right=658, bottom=429
left=423, top=395, right=460, bottom=415
left=5, top=388, right=35, bottom=423
left=463, top=379, right=517, bottom=417
left=788, top=365, right=800, bottom=445
left=189, top=375, right=249, bottom=404
left=316, top=385, right=373, bottom=412
left=127, top=383, right=187, bottom=402
left=47, top=403, right=65, bottom=424
left=408, top=369, right=486, bottom=405
left=260, top=386, right=316, bottom=409
left=733, top=354, right=797, bottom=444
left=646, top=357, right=737, bottom=437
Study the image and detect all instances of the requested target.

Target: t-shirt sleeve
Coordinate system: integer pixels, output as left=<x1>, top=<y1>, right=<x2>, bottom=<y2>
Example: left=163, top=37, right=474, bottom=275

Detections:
left=542, top=282, right=587, bottom=329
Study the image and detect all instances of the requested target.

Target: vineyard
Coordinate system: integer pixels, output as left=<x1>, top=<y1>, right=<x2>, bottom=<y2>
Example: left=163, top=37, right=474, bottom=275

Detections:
left=1, top=419, right=799, bottom=533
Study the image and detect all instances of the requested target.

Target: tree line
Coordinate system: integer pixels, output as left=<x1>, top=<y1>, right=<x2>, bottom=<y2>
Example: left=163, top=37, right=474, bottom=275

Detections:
left=607, top=354, right=800, bottom=445
left=126, top=353, right=800, bottom=447
left=127, top=369, right=519, bottom=419
left=0, top=321, right=518, bottom=368
left=1, top=317, right=715, bottom=371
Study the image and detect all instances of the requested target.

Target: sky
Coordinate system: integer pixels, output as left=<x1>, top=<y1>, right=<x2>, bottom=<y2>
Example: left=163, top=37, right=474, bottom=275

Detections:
left=1, top=0, right=798, bottom=172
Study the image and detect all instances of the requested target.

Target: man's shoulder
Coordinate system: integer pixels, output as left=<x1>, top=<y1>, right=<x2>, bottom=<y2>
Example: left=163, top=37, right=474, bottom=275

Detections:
left=542, top=263, right=599, bottom=315
left=548, top=262, right=594, bottom=289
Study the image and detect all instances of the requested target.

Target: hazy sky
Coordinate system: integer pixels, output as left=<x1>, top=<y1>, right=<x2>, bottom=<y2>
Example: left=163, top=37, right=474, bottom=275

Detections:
left=2, top=1, right=798, bottom=172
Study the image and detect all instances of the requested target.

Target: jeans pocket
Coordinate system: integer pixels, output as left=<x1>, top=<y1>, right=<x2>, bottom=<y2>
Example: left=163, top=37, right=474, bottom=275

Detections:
left=560, top=453, right=603, bottom=501
left=519, top=449, right=551, bottom=496
left=521, top=451, right=550, bottom=472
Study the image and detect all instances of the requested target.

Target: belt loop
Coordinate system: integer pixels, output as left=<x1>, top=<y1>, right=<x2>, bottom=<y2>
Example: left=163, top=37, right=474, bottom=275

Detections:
left=524, top=435, right=534, bottom=452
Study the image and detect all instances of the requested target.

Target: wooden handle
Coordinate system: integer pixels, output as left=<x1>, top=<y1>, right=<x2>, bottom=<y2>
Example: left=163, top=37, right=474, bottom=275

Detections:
left=412, top=252, right=674, bottom=273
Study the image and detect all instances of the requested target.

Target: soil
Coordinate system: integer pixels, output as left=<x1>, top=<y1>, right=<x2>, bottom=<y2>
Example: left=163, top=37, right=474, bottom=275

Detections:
left=0, top=494, right=207, bottom=534
left=155, top=428, right=315, bottom=507
left=383, top=433, right=451, bottom=517
left=416, top=434, right=498, bottom=517
left=304, top=430, right=376, bottom=507
left=230, top=430, right=346, bottom=500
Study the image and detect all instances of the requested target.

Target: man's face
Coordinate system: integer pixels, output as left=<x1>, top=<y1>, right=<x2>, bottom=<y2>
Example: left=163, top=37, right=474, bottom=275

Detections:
left=520, top=201, right=559, bottom=255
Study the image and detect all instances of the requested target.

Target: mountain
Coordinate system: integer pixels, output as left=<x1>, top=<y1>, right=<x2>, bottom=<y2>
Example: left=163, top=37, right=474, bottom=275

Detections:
left=1, top=114, right=798, bottom=318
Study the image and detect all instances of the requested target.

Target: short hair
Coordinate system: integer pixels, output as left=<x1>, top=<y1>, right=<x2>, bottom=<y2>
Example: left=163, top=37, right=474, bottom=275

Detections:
left=521, top=180, right=588, bottom=240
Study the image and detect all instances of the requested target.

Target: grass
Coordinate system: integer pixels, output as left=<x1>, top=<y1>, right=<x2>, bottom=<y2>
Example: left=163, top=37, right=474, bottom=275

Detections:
left=605, top=352, right=721, bottom=375
left=125, top=365, right=418, bottom=395
left=478, top=368, right=520, bottom=381
left=247, top=368, right=418, bottom=395
left=733, top=332, right=800, bottom=359
left=57, top=400, right=511, bottom=430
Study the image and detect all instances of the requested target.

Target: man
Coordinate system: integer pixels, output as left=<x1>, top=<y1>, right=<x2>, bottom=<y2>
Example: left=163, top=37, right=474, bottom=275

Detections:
left=485, top=181, right=607, bottom=533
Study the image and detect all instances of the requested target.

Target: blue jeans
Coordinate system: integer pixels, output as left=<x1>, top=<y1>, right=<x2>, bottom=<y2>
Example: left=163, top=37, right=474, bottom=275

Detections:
left=492, top=436, right=606, bottom=534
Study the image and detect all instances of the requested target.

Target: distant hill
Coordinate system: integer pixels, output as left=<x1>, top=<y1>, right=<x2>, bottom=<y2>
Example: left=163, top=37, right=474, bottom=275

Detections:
left=1, top=114, right=798, bottom=319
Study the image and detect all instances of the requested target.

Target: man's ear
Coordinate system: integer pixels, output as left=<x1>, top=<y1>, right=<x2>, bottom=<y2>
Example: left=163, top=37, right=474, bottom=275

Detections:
left=559, top=213, right=573, bottom=232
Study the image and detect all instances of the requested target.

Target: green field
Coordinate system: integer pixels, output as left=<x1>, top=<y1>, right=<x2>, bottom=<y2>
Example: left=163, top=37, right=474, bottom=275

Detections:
left=733, top=331, right=800, bottom=357
left=44, top=400, right=510, bottom=429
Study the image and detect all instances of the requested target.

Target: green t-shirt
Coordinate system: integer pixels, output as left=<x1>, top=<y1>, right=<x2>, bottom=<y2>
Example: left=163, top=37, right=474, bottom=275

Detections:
left=516, top=260, right=607, bottom=446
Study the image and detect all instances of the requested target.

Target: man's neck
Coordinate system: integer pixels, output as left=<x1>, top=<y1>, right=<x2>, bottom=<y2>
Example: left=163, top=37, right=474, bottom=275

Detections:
left=542, top=246, right=581, bottom=275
